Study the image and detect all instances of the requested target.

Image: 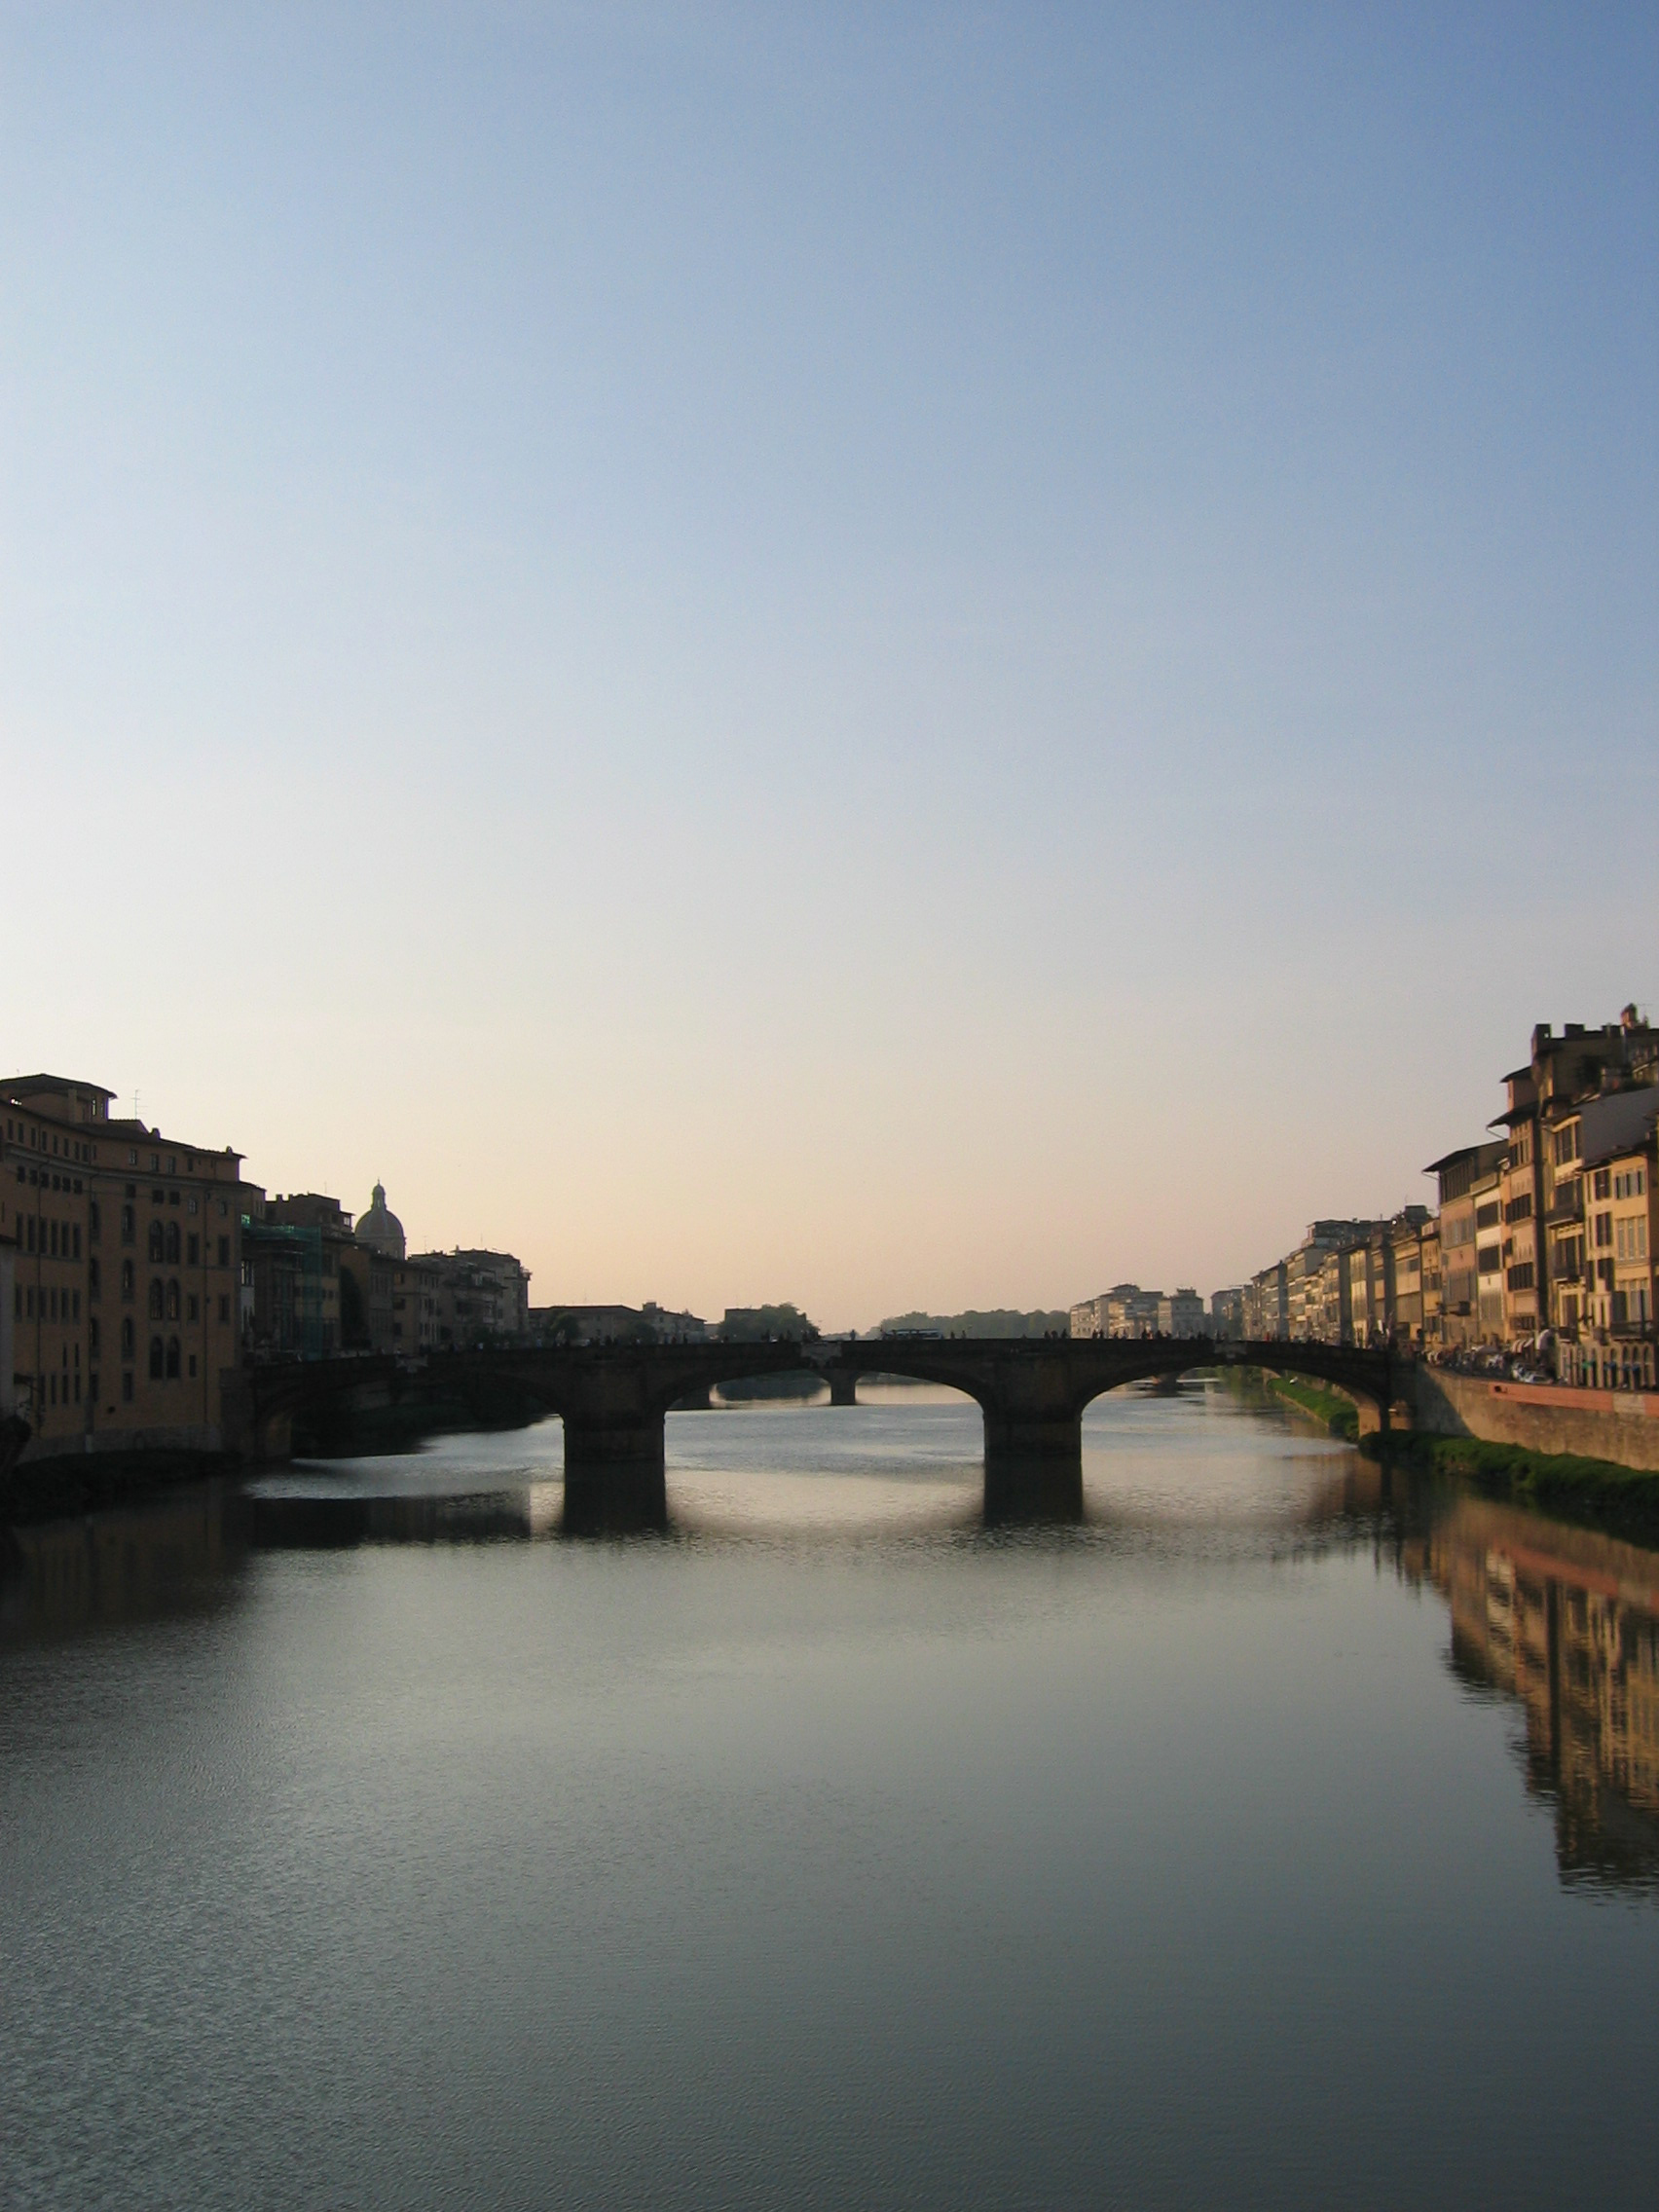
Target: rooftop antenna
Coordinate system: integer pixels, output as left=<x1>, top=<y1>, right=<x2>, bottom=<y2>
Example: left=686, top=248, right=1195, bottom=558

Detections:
left=132, top=1089, right=140, bottom=1126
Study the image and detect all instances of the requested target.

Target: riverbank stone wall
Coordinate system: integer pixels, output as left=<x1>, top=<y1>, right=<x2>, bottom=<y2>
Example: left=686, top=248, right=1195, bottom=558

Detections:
left=1414, top=1369, right=1659, bottom=1474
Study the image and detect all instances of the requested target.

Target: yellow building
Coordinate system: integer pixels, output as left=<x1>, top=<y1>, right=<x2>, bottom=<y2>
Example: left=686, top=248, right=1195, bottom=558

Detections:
left=1564, top=1089, right=1658, bottom=1389
left=1491, top=1011, right=1658, bottom=1354
left=2, top=1074, right=254, bottom=1456
left=391, top=1255, right=443, bottom=1353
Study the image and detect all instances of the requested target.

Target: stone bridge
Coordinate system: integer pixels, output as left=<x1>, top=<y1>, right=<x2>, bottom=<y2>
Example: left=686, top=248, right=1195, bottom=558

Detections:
left=226, top=1337, right=1406, bottom=1528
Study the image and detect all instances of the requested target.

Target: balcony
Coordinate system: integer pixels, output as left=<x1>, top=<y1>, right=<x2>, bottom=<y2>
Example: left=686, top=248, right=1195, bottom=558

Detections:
left=1546, top=1184, right=1583, bottom=1226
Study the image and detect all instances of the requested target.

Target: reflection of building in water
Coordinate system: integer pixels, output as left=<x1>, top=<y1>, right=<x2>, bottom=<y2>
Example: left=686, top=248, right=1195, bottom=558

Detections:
left=1, top=1484, right=241, bottom=1643
left=1419, top=1498, right=1659, bottom=1890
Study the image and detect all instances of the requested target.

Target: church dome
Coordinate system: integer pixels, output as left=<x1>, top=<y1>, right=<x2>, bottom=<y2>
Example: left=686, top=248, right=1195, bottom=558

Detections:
left=356, top=1181, right=406, bottom=1261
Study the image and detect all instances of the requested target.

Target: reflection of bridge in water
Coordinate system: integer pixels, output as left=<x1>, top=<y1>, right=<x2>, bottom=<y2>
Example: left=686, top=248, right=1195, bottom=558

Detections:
left=7, top=1451, right=1656, bottom=1894
left=230, top=1336, right=1408, bottom=1528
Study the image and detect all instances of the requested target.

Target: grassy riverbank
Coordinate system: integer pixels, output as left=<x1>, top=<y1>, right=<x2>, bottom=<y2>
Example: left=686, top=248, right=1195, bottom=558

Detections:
left=1369, top=1430, right=1659, bottom=1542
left=1266, top=1376, right=1360, bottom=1442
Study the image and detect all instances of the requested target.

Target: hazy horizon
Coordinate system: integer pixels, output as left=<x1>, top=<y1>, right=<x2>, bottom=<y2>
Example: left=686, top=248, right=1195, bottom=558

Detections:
left=4, top=5, right=1655, bottom=1333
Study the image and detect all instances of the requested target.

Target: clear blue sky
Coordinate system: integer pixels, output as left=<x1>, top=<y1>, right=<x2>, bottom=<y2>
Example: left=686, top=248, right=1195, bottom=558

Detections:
left=4, top=4, right=1655, bottom=1325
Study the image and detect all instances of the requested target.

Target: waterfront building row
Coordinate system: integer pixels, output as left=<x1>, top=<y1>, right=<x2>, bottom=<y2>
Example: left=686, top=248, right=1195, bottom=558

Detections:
left=1, top=1072, right=533, bottom=1459
left=1203, top=1007, right=1658, bottom=1390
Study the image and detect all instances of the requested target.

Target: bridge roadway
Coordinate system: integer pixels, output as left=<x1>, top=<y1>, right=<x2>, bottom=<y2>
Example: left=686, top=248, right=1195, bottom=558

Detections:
left=231, top=1336, right=1405, bottom=1530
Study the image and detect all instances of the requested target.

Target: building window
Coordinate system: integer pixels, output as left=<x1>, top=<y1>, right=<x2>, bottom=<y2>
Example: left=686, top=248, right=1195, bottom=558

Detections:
left=121, top=1260, right=135, bottom=1300
left=166, top=1280, right=180, bottom=1321
left=90, top=1318, right=100, bottom=1357
left=1593, top=1167, right=1611, bottom=1201
left=121, top=1205, right=135, bottom=1243
left=218, top=1295, right=230, bottom=1324
left=89, top=1256, right=100, bottom=1299
left=187, top=1233, right=200, bottom=1265
left=149, top=1336, right=165, bottom=1380
left=149, top=1279, right=165, bottom=1320
left=217, top=1235, right=230, bottom=1268
left=121, top=1318, right=134, bottom=1359
left=89, top=1199, right=100, bottom=1242
left=148, top=1221, right=165, bottom=1263
left=165, top=1223, right=180, bottom=1265
left=1594, top=1212, right=1613, bottom=1248
left=187, top=1293, right=200, bottom=1322
left=166, top=1337, right=181, bottom=1380
left=122, top=1369, right=133, bottom=1402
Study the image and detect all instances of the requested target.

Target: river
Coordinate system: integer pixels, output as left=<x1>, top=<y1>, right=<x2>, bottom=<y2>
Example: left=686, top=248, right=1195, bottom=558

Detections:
left=3, top=1379, right=1656, bottom=2209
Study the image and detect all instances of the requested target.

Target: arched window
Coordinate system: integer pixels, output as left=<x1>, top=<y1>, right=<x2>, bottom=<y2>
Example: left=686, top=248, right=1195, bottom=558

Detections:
left=121, top=1204, right=135, bottom=1243
left=149, top=1279, right=165, bottom=1320
left=166, top=1280, right=180, bottom=1321
left=166, top=1337, right=181, bottom=1380
left=148, top=1221, right=165, bottom=1263
left=149, top=1336, right=165, bottom=1380
left=121, top=1260, right=135, bottom=1299
left=165, top=1222, right=180, bottom=1265
left=121, top=1318, right=134, bottom=1359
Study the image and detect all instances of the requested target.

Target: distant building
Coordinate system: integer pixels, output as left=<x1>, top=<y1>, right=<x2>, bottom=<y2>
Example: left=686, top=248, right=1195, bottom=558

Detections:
left=413, top=1249, right=532, bottom=1344
left=1244, top=1262, right=1287, bottom=1341
left=1209, top=1287, right=1245, bottom=1340
left=1067, top=1283, right=1171, bottom=1338
left=354, top=1181, right=407, bottom=1262
left=1388, top=1207, right=1433, bottom=1346
left=0, top=1228, right=15, bottom=1418
left=1306, top=1248, right=1350, bottom=1345
left=1425, top=1141, right=1507, bottom=1347
left=244, top=1193, right=353, bottom=1358
left=392, top=1255, right=442, bottom=1353
left=1157, top=1288, right=1205, bottom=1338
left=528, top=1302, right=707, bottom=1344
left=1285, top=1222, right=1376, bottom=1342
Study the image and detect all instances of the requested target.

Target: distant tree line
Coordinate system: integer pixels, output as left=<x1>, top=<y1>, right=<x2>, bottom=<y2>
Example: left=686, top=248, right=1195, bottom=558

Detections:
left=874, top=1309, right=1070, bottom=1339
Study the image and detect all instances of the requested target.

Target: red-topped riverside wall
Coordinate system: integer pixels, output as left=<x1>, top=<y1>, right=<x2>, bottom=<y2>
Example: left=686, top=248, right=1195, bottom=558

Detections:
left=1414, top=1369, right=1659, bottom=1473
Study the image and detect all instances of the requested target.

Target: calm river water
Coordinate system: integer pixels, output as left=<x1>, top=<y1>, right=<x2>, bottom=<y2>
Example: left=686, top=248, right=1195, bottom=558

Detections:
left=3, top=1379, right=1657, bottom=2210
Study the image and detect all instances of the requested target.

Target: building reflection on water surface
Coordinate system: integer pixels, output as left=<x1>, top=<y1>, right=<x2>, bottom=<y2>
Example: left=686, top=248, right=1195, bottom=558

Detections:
left=1420, top=1494, right=1659, bottom=1891
left=5, top=1450, right=1657, bottom=1895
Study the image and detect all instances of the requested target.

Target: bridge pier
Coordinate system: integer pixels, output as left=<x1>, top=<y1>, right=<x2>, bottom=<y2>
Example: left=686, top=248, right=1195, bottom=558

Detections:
left=829, top=1372, right=859, bottom=1408
left=980, top=1411, right=1084, bottom=1523
left=561, top=1419, right=668, bottom=1533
